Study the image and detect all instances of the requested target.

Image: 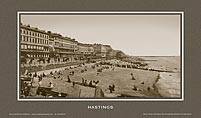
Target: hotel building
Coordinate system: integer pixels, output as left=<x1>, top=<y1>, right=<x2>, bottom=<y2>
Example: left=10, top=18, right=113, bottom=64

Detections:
left=20, top=24, right=50, bottom=66
left=20, top=23, right=117, bottom=68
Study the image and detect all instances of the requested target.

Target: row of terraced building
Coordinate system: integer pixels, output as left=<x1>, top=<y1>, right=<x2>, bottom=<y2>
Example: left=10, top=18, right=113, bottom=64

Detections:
left=20, top=23, right=121, bottom=68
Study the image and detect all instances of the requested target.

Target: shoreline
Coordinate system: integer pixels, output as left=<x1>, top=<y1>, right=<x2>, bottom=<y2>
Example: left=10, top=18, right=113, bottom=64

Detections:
left=20, top=57, right=180, bottom=98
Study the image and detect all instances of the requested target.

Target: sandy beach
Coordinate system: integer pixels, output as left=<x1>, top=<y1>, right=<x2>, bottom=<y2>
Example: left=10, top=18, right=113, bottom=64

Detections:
left=22, top=56, right=181, bottom=98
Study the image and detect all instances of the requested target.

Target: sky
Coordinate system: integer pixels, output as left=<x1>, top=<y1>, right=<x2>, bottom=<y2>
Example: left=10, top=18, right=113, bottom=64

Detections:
left=21, top=15, right=181, bottom=56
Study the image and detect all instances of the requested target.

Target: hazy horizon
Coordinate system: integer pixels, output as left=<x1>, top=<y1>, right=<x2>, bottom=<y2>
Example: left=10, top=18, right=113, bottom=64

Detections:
left=21, top=15, right=181, bottom=56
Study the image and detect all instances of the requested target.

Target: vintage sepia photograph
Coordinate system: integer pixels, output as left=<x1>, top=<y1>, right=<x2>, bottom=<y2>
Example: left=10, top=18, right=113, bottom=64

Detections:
left=17, top=12, right=183, bottom=101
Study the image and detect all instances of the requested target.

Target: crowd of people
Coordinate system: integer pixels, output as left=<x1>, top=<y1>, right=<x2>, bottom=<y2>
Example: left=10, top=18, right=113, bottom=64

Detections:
left=20, top=62, right=118, bottom=98
left=20, top=60, right=156, bottom=98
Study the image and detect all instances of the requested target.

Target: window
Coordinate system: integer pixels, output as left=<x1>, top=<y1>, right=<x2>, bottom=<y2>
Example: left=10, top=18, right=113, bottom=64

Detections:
left=21, top=36, right=24, bottom=41
left=24, top=36, right=27, bottom=42
left=24, top=45, right=27, bottom=49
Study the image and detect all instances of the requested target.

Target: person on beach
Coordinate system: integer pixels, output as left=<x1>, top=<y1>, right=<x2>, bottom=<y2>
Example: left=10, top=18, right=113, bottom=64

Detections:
left=33, top=72, right=37, bottom=77
left=29, top=76, right=39, bottom=96
left=147, top=86, right=151, bottom=91
left=131, top=73, right=135, bottom=80
left=91, top=65, right=95, bottom=69
left=89, top=80, right=93, bottom=87
left=112, top=84, right=115, bottom=91
left=81, top=78, right=84, bottom=84
left=133, top=85, right=137, bottom=91
left=84, top=80, right=87, bottom=86
left=72, top=71, right=74, bottom=76
left=42, top=72, right=46, bottom=77
left=67, top=75, right=71, bottom=83
left=49, top=82, right=54, bottom=88
left=72, top=81, right=75, bottom=87
left=39, top=75, right=43, bottom=81
left=81, top=69, right=84, bottom=73
left=28, top=73, right=32, bottom=77
left=93, top=80, right=99, bottom=85
left=109, top=85, right=113, bottom=93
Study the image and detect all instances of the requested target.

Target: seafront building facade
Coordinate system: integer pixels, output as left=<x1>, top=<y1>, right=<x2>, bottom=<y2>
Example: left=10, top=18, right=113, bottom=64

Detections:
left=20, top=24, right=118, bottom=68
left=20, top=24, right=50, bottom=66
left=48, top=33, right=79, bottom=63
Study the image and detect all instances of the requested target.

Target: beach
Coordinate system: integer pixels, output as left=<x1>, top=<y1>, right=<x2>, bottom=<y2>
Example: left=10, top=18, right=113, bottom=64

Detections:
left=21, top=56, right=181, bottom=98
left=140, top=56, right=181, bottom=98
